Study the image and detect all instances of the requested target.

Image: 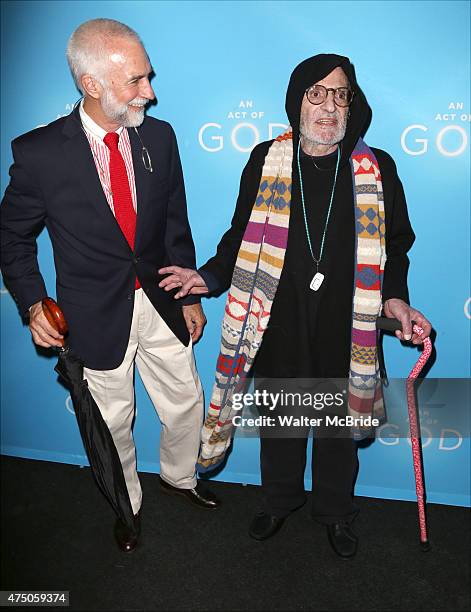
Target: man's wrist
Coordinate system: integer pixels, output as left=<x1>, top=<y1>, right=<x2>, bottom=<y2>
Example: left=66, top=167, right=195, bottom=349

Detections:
left=180, top=294, right=201, bottom=306
left=198, top=268, right=219, bottom=295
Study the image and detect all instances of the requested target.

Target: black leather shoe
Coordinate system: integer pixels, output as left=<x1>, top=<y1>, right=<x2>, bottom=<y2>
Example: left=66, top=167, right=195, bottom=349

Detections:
left=249, top=511, right=286, bottom=541
left=326, top=521, right=358, bottom=559
left=114, top=512, right=140, bottom=553
left=158, top=476, right=220, bottom=510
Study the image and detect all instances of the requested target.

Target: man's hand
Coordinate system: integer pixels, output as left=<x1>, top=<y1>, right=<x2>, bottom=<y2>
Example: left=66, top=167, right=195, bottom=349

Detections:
left=383, top=298, right=432, bottom=345
left=182, top=303, right=206, bottom=343
left=158, top=266, right=209, bottom=299
left=29, top=300, right=63, bottom=348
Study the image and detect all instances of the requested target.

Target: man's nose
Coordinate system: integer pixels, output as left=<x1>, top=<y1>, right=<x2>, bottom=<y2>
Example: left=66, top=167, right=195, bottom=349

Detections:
left=322, top=90, right=336, bottom=112
left=140, top=77, right=155, bottom=100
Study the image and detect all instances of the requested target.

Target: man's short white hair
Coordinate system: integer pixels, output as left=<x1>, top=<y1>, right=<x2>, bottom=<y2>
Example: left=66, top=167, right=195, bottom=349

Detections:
left=66, top=18, right=143, bottom=92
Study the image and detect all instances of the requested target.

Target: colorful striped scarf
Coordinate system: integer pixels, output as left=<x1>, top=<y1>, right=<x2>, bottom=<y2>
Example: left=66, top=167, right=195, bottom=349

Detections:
left=197, top=129, right=386, bottom=473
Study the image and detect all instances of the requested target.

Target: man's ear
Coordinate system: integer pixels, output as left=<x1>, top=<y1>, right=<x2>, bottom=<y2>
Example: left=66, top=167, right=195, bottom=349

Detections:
left=81, top=74, right=102, bottom=100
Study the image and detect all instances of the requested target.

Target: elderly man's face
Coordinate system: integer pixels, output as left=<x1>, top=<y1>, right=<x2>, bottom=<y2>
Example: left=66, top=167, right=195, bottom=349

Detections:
left=299, top=67, right=350, bottom=150
left=99, top=38, right=155, bottom=128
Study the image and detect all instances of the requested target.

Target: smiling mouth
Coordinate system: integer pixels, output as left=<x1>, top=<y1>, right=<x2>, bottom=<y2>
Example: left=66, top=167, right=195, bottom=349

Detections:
left=316, top=118, right=337, bottom=125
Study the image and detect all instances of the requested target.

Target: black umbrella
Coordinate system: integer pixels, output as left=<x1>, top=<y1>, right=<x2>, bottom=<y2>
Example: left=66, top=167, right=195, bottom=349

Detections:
left=42, top=297, right=136, bottom=533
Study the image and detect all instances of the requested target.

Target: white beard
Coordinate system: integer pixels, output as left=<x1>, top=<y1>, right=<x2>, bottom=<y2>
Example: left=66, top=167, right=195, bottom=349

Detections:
left=300, top=110, right=348, bottom=148
left=101, top=89, right=147, bottom=128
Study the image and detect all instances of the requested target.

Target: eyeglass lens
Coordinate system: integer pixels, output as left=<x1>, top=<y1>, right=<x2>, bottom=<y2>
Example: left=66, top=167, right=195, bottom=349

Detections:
left=306, top=85, right=353, bottom=107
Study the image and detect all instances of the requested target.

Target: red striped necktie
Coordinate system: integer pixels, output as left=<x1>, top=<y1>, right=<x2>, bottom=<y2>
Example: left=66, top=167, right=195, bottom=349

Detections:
left=104, top=131, right=140, bottom=289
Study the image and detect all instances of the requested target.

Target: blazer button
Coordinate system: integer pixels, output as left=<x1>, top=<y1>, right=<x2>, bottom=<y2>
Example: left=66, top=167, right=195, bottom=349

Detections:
left=133, top=257, right=140, bottom=264
left=127, top=294, right=133, bottom=300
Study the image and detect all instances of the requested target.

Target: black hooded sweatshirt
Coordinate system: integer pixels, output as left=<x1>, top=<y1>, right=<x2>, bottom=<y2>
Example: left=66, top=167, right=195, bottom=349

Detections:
left=199, top=54, right=415, bottom=378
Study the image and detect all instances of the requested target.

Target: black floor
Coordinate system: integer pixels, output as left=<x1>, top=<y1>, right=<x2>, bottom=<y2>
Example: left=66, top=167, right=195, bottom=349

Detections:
left=1, top=456, right=470, bottom=611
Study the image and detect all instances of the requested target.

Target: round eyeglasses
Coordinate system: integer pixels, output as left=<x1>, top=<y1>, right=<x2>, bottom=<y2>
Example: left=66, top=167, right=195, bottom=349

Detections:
left=305, top=85, right=354, bottom=107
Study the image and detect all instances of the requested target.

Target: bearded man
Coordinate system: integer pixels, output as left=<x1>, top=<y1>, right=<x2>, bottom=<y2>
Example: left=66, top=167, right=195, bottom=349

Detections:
left=159, top=54, right=431, bottom=559
left=0, top=18, right=220, bottom=554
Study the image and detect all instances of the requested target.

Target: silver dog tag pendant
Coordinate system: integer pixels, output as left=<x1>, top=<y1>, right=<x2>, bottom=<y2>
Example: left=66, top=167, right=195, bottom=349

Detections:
left=309, top=272, right=325, bottom=291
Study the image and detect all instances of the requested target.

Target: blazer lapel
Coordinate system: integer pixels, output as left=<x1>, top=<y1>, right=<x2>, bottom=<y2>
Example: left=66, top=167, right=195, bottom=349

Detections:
left=61, top=108, right=132, bottom=254
left=129, top=126, right=151, bottom=253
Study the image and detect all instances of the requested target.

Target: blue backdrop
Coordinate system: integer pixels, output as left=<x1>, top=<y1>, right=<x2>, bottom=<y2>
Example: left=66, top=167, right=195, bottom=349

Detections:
left=1, top=0, right=470, bottom=506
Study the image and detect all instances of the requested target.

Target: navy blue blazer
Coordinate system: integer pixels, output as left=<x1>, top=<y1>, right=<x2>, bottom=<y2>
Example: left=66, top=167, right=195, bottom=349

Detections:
left=0, top=106, right=199, bottom=369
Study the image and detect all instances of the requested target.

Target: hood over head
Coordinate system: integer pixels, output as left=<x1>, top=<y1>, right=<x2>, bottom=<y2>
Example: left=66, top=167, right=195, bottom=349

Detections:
left=285, top=53, right=371, bottom=164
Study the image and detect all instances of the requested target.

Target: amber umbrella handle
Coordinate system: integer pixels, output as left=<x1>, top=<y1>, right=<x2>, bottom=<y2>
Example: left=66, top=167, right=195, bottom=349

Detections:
left=42, top=297, right=69, bottom=347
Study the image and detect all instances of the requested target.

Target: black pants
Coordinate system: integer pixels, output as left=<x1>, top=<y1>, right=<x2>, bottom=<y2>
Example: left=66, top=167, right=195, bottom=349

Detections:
left=259, top=431, right=359, bottom=524
left=253, top=298, right=359, bottom=524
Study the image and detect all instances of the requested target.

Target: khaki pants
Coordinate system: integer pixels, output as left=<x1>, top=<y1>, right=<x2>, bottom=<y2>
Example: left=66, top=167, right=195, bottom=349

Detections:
left=83, top=289, right=204, bottom=515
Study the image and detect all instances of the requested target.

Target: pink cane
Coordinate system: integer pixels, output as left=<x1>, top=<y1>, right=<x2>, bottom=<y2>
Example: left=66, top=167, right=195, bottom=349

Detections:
left=377, top=316, right=433, bottom=551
